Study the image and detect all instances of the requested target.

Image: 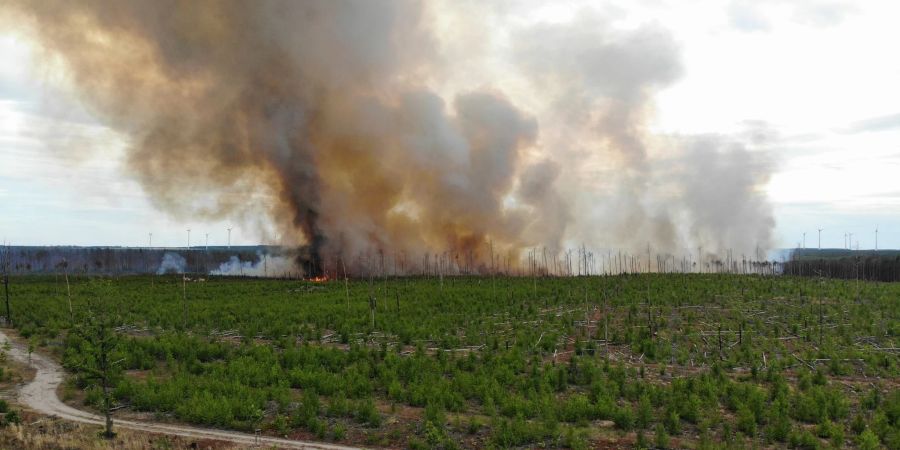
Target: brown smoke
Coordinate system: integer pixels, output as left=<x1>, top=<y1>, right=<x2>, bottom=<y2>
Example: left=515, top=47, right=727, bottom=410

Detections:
left=2, top=1, right=775, bottom=274
left=3, top=0, right=562, bottom=274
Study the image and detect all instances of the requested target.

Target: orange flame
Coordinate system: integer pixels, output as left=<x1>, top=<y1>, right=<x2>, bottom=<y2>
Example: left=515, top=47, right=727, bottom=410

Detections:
left=307, top=276, right=329, bottom=282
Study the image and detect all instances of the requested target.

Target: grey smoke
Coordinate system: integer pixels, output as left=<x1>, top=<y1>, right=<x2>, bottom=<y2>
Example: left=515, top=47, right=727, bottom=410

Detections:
left=2, top=1, right=776, bottom=269
left=665, top=136, right=775, bottom=255
left=156, top=252, right=186, bottom=275
left=513, top=13, right=774, bottom=255
left=211, top=252, right=294, bottom=277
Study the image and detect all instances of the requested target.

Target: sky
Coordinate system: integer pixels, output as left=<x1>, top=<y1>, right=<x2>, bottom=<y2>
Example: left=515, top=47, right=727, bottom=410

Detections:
left=0, top=0, right=898, bottom=250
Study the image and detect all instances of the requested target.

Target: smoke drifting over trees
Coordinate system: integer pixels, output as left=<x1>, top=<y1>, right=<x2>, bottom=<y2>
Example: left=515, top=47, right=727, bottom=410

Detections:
left=2, top=1, right=774, bottom=274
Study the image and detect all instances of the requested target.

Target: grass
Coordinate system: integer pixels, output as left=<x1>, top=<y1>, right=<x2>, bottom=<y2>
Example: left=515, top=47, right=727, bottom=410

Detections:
left=4, top=273, right=899, bottom=448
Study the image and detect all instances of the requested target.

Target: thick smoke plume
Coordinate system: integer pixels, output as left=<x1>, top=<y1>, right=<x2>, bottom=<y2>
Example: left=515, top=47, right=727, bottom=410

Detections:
left=3, top=1, right=775, bottom=275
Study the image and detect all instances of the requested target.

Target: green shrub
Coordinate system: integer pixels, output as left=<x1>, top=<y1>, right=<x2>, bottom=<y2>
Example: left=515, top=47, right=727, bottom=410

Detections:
left=271, top=414, right=289, bottom=435
left=655, top=423, right=670, bottom=449
left=491, top=416, right=542, bottom=448
left=862, top=388, right=881, bottom=410
left=613, top=406, right=634, bottom=430
left=736, top=404, right=756, bottom=436
left=84, top=385, right=104, bottom=408
left=663, top=408, right=681, bottom=435
left=791, top=387, right=849, bottom=423
left=827, top=423, right=845, bottom=448
left=4, top=410, right=19, bottom=425
left=424, top=420, right=447, bottom=447
left=466, top=417, right=482, bottom=434
left=636, top=395, right=653, bottom=429
left=850, top=413, right=867, bottom=435
left=635, top=430, right=649, bottom=449
left=424, top=401, right=446, bottom=427
left=355, top=398, right=381, bottom=428
left=885, top=390, right=900, bottom=425
left=327, top=393, right=350, bottom=418
left=856, top=429, right=879, bottom=450
left=564, top=427, right=589, bottom=450
left=767, top=411, right=791, bottom=443
left=788, top=427, right=820, bottom=450
left=301, top=388, right=320, bottom=418
left=331, top=423, right=346, bottom=441
left=560, top=394, right=594, bottom=424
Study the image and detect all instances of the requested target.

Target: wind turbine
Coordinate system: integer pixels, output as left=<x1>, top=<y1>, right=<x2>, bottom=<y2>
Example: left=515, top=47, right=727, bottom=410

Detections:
left=186, top=229, right=191, bottom=249
left=148, top=232, right=153, bottom=248
left=848, top=233, right=854, bottom=251
left=227, top=227, right=232, bottom=249
left=817, top=228, right=823, bottom=250
left=875, top=226, right=879, bottom=251
left=802, top=232, right=807, bottom=249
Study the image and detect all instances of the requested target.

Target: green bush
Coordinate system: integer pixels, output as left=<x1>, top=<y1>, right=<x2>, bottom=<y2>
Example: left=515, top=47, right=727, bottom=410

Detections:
left=424, top=401, right=446, bottom=427
left=791, top=387, right=849, bottom=423
left=271, top=414, right=289, bottom=435
left=736, top=404, right=756, bottom=436
left=851, top=413, right=867, bottom=435
left=659, top=408, right=678, bottom=436
left=4, top=410, right=20, bottom=425
left=636, top=395, right=653, bottom=429
left=331, top=423, right=346, bottom=441
left=767, top=411, right=791, bottom=443
left=613, top=406, right=634, bottom=430
left=635, top=430, right=649, bottom=449
left=308, top=417, right=326, bottom=439
left=564, top=427, right=589, bottom=450
left=856, top=429, right=879, bottom=450
left=327, top=393, right=350, bottom=418
left=788, top=427, right=820, bottom=450
left=655, top=423, right=670, bottom=449
left=408, top=437, right=427, bottom=450
left=355, top=398, right=381, bottom=428
left=491, top=416, right=543, bottom=448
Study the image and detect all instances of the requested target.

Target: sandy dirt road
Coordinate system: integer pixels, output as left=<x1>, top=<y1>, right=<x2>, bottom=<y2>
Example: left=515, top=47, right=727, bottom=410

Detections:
left=0, top=329, right=361, bottom=449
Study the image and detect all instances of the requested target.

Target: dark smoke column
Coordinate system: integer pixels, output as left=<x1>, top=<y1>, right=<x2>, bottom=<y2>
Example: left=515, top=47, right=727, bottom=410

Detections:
left=2, top=0, right=573, bottom=274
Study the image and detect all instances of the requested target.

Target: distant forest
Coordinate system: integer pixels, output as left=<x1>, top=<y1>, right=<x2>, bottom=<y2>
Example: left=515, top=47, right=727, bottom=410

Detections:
left=785, top=249, right=900, bottom=282
left=0, top=246, right=301, bottom=276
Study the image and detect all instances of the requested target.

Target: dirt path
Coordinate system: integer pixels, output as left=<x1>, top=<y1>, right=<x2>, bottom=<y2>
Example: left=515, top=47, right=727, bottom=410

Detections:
left=0, top=329, right=360, bottom=450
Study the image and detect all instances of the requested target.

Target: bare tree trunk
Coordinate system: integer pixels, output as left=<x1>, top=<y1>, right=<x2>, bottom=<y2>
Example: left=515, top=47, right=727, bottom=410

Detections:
left=99, top=331, right=115, bottom=439
left=102, top=376, right=114, bottom=438
left=182, top=273, right=187, bottom=328
left=341, top=258, right=350, bottom=311
left=3, top=246, right=10, bottom=325
left=65, top=270, right=73, bottom=315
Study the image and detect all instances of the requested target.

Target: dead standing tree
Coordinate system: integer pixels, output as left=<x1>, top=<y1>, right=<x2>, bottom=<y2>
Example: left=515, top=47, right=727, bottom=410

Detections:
left=2, top=244, right=10, bottom=326
left=341, top=257, right=350, bottom=311
left=368, top=265, right=377, bottom=329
